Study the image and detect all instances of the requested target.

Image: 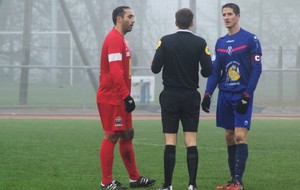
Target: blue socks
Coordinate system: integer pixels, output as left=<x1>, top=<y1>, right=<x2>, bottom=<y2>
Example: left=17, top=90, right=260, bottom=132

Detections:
left=234, top=144, right=248, bottom=184
left=227, top=144, right=237, bottom=180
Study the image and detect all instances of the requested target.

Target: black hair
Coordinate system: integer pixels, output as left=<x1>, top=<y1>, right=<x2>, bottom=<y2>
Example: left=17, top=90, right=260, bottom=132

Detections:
left=112, top=6, right=131, bottom=25
left=222, top=3, right=240, bottom=15
left=175, top=8, right=193, bottom=29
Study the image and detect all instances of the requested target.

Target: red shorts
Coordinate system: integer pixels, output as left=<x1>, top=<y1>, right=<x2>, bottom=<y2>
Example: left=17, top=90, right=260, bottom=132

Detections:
left=97, top=103, right=132, bottom=135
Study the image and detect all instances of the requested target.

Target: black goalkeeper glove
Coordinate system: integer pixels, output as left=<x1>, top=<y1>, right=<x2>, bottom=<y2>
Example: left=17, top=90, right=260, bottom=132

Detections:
left=201, top=93, right=211, bottom=113
left=124, top=95, right=135, bottom=113
left=236, top=92, right=251, bottom=114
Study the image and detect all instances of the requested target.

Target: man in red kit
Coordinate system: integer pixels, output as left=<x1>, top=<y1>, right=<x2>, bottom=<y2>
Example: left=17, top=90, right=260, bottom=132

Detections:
left=96, top=6, right=156, bottom=190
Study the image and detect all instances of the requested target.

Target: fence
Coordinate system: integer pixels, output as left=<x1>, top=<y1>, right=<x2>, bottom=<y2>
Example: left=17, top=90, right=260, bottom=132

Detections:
left=0, top=65, right=299, bottom=115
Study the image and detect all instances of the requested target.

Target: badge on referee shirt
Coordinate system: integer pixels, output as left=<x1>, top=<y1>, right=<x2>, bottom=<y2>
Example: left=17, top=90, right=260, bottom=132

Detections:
left=205, top=45, right=211, bottom=55
left=156, top=40, right=162, bottom=49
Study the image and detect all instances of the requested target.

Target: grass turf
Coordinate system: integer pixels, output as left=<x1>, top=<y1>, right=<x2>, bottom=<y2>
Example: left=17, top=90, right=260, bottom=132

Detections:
left=0, top=119, right=299, bottom=190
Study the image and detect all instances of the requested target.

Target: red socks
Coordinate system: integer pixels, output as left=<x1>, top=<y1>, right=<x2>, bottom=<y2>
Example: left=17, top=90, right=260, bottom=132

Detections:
left=100, top=138, right=140, bottom=185
left=119, top=139, right=140, bottom=180
left=100, top=138, right=115, bottom=185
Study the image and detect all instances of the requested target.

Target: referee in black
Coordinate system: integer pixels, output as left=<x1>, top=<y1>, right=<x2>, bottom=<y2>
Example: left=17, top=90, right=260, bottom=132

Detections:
left=151, top=8, right=212, bottom=190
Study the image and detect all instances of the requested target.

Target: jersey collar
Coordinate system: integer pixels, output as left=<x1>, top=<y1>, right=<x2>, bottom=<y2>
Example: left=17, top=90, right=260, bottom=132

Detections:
left=177, top=29, right=193, bottom=34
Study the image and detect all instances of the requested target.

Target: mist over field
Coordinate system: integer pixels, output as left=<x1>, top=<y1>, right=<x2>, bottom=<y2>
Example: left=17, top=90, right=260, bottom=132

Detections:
left=0, top=0, right=299, bottom=115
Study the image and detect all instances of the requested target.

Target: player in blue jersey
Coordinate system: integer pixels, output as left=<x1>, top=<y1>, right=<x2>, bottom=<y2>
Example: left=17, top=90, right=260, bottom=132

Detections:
left=201, top=3, right=262, bottom=190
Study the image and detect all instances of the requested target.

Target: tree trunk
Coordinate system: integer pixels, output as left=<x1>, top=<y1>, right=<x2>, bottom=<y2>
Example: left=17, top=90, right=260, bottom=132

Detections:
left=190, top=0, right=197, bottom=33
left=83, top=0, right=102, bottom=48
left=19, top=0, right=33, bottom=105
left=59, top=0, right=98, bottom=92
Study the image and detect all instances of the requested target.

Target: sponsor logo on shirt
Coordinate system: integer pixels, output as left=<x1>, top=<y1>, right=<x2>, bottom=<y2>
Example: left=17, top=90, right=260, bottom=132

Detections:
left=225, top=61, right=241, bottom=86
left=226, top=40, right=235, bottom=43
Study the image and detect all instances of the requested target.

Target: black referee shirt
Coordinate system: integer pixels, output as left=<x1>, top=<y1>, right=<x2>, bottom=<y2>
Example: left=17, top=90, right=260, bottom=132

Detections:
left=152, top=30, right=212, bottom=90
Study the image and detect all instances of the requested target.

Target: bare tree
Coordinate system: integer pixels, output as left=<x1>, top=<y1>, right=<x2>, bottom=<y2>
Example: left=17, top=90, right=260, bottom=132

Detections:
left=19, top=0, right=33, bottom=105
left=190, top=0, right=197, bottom=33
left=83, top=0, right=102, bottom=48
left=59, top=0, right=98, bottom=91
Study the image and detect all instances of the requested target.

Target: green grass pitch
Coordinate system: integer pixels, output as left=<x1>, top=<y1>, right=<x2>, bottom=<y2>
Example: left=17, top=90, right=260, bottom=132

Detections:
left=0, top=118, right=299, bottom=190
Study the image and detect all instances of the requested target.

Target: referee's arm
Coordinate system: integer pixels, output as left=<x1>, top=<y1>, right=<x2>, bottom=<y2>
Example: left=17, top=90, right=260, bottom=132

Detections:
left=199, top=47, right=213, bottom=78
left=151, top=41, right=164, bottom=74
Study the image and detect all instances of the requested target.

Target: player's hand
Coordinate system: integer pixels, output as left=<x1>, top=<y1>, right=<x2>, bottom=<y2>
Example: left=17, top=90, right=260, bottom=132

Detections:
left=236, top=92, right=250, bottom=114
left=124, top=95, right=135, bottom=113
left=149, top=60, right=153, bottom=66
left=201, top=93, right=211, bottom=113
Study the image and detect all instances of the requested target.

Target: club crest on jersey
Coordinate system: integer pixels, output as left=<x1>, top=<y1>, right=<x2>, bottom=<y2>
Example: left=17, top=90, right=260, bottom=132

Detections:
left=227, top=46, right=233, bottom=55
left=114, top=116, right=123, bottom=127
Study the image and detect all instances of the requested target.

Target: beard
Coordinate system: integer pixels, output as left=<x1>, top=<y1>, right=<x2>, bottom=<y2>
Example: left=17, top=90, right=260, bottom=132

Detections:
left=123, top=25, right=133, bottom=34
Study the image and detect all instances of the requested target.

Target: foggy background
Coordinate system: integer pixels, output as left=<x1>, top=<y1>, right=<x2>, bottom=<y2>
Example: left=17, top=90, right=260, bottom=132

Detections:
left=0, top=0, right=299, bottom=115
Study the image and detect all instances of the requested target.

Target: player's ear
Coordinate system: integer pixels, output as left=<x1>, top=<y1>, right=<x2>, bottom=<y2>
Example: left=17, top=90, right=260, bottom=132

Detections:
left=116, top=15, right=123, bottom=23
left=190, top=20, right=194, bottom=28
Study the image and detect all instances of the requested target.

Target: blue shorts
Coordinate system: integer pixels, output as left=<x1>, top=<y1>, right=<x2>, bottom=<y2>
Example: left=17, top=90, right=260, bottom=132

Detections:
left=216, top=90, right=253, bottom=130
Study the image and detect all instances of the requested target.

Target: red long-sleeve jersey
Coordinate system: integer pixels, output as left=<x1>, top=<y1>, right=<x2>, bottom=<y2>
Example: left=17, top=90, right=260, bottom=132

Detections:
left=97, top=28, right=131, bottom=105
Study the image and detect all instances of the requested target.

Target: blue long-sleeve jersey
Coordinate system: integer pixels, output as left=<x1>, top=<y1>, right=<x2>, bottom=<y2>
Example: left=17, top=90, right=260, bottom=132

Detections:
left=205, top=28, right=262, bottom=96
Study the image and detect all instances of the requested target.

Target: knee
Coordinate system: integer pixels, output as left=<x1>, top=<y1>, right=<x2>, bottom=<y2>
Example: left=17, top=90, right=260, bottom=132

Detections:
left=120, top=128, right=134, bottom=140
left=225, top=130, right=235, bottom=145
left=105, top=134, right=120, bottom=143
left=235, top=132, right=247, bottom=144
left=184, top=132, right=197, bottom=147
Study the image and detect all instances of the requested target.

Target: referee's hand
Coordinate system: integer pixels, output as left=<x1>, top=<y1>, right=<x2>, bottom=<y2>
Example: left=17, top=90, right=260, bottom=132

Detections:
left=124, top=95, right=135, bottom=113
left=201, top=93, right=211, bottom=113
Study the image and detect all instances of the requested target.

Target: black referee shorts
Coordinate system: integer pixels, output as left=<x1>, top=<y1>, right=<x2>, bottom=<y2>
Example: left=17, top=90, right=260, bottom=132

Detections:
left=159, top=88, right=201, bottom=133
